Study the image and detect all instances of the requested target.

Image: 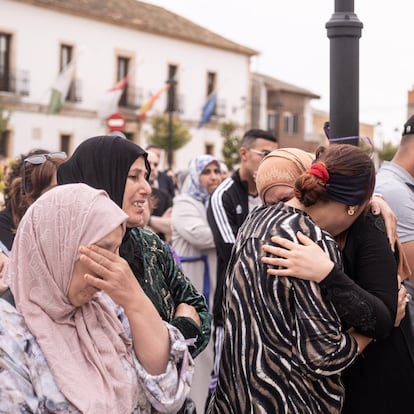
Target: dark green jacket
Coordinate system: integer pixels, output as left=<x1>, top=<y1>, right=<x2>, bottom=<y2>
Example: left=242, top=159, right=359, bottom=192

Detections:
left=130, top=227, right=211, bottom=358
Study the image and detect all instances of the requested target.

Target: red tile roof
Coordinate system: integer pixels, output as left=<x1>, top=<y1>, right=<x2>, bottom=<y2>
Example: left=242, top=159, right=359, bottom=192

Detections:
left=15, top=0, right=258, bottom=56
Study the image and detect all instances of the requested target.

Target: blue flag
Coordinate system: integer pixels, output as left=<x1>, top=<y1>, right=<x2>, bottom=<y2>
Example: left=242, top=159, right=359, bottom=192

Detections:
left=198, top=94, right=217, bottom=128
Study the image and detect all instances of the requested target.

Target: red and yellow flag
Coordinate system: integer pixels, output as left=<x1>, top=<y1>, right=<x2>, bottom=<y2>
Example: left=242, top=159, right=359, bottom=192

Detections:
left=138, top=83, right=170, bottom=122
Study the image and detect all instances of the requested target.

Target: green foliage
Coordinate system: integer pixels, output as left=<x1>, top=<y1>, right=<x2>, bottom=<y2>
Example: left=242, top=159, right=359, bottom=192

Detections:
left=0, top=158, right=15, bottom=200
left=359, top=139, right=374, bottom=157
left=0, top=97, right=10, bottom=137
left=147, top=113, right=191, bottom=151
left=377, top=141, right=398, bottom=161
left=219, top=121, right=241, bottom=172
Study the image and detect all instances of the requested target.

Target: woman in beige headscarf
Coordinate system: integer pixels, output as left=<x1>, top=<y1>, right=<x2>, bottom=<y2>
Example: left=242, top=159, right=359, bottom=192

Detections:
left=255, top=147, right=314, bottom=204
left=0, top=183, right=193, bottom=413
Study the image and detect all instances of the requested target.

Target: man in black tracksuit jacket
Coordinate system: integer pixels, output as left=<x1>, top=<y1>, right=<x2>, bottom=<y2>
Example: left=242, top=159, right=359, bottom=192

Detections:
left=206, top=128, right=278, bottom=404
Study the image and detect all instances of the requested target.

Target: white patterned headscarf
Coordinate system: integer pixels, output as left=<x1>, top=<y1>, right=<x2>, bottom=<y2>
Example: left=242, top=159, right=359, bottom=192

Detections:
left=7, top=183, right=134, bottom=413
left=186, top=155, right=220, bottom=206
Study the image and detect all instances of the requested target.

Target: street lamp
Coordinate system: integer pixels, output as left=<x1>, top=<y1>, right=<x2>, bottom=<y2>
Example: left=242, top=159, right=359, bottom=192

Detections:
left=166, top=78, right=177, bottom=170
left=326, top=0, right=363, bottom=145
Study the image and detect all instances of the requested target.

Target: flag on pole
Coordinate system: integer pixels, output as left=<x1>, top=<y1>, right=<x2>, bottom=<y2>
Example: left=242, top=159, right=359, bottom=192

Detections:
left=47, top=62, right=75, bottom=114
left=138, top=83, right=170, bottom=122
left=97, top=76, right=128, bottom=120
left=198, top=93, right=217, bottom=128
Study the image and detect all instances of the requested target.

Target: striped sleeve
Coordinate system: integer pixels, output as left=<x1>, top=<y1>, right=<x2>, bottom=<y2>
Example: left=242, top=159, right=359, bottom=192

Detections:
left=209, top=178, right=236, bottom=244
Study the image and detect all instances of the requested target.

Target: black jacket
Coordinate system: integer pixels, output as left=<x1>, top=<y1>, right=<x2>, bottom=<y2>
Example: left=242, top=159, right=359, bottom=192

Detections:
left=157, top=171, right=175, bottom=199
left=207, top=169, right=250, bottom=325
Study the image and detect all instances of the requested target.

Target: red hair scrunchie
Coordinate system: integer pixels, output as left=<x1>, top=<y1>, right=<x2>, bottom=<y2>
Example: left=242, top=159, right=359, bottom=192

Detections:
left=308, top=163, right=330, bottom=182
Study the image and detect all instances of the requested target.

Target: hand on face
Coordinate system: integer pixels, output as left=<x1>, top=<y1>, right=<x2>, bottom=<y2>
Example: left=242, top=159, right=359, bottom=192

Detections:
left=78, top=243, right=142, bottom=311
left=68, top=226, right=125, bottom=307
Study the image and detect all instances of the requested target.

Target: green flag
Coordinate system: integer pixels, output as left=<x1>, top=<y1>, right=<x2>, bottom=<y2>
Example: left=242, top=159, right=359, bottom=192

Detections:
left=47, top=62, right=74, bottom=114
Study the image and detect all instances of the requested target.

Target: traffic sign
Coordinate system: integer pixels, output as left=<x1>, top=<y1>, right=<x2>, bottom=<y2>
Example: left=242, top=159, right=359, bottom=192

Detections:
left=107, top=113, right=126, bottom=131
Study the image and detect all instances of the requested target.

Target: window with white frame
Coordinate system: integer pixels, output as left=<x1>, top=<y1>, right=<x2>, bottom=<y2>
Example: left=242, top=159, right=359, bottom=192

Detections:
left=283, top=112, right=298, bottom=135
left=267, top=112, right=279, bottom=135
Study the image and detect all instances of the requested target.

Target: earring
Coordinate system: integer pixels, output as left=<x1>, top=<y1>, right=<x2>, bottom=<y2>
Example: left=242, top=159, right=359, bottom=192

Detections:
left=347, top=207, right=355, bottom=216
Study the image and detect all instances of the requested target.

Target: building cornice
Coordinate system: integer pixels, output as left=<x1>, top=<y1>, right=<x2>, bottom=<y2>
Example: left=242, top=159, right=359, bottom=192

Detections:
left=12, top=0, right=258, bottom=56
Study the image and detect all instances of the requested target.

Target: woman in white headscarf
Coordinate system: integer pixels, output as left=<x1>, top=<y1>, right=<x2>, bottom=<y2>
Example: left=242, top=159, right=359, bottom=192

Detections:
left=0, top=183, right=193, bottom=413
left=171, top=154, right=222, bottom=412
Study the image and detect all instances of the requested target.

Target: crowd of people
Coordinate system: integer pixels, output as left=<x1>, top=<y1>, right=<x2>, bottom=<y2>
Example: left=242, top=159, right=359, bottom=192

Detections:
left=0, top=121, right=413, bottom=413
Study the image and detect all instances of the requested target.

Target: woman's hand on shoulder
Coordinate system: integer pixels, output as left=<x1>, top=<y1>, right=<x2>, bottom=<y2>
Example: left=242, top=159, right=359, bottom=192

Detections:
left=261, top=231, right=334, bottom=283
left=370, top=195, right=397, bottom=251
left=395, top=276, right=409, bottom=327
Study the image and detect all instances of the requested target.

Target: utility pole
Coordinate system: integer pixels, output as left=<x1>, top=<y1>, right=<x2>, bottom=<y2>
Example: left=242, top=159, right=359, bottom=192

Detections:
left=326, top=0, right=363, bottom=145
left=166, top=78, right=176, bottom=170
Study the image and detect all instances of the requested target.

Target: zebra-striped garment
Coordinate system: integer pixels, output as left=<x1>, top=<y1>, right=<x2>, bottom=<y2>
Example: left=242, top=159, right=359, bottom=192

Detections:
left=208, top=202, right=358, bottom=414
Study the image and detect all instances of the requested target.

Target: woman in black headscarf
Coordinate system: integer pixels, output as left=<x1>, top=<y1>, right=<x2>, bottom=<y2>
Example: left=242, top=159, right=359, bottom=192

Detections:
left=57, top=135, right=211, bottom=360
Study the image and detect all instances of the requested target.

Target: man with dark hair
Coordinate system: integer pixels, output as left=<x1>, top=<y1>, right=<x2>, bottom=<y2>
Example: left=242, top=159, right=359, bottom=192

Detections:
left=145, top=144, right=175, bottom=198
left=206, top=128, right=278, bottom=404
left=208, top=129, right=278, bottom=313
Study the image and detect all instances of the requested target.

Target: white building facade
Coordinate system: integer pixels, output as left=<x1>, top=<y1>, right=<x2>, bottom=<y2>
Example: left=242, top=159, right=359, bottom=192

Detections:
left=0, top=0, right=256, bottom=169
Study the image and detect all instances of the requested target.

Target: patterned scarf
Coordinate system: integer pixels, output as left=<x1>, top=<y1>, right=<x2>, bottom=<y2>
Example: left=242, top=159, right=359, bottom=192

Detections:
left=186, top=154, right=220, bottom=206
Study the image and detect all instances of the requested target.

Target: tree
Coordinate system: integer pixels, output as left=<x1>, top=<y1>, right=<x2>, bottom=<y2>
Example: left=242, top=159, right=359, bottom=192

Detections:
left=219, top=121, right=241, bottom=172
left=377, top=141, right=398, bottom=162
left=147, top=113, right=191, bottom=152
left=0, top=97, right=10, bottom=138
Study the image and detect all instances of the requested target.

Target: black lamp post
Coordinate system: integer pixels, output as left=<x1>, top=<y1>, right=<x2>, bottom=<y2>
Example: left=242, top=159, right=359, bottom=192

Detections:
left=326, top=0, right=363, bottom=145
left=166, top=78, right=176, bottom=170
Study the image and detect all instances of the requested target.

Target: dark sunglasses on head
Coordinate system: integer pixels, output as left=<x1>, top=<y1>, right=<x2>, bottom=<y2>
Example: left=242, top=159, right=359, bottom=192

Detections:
left=22, top=151, right=67, bottom=195
left=329, top=136, right=374, bottom=158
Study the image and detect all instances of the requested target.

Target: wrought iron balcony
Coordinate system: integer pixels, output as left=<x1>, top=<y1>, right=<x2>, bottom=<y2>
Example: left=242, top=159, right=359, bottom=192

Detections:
left=0, top=69, right=30, bottom=96
left=66, top=79, right=83, bottom=103
left=119, top=86, right=144, bottom=110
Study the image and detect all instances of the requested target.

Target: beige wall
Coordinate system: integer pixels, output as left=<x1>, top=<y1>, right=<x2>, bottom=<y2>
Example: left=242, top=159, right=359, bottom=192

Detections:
left=312, top=110, right=375, bottom=146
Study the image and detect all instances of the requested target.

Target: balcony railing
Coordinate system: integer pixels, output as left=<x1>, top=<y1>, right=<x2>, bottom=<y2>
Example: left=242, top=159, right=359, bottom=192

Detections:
left=0, top=69, right=30, bottom=96
left=119, top=86, right=144, bottom=110
left=66, top=79, right=82, bottom=103
left=0, top=70, right=84, bottom=105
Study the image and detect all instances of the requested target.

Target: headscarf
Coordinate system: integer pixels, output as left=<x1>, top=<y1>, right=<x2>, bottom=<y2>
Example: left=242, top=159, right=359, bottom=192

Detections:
left=186, top=154, right=220, bottom=205
left=57, top=135, right=149, bottom=262
left=7, top=184, right=133, bottom=413
left=256, top=148, right=314, bottom=201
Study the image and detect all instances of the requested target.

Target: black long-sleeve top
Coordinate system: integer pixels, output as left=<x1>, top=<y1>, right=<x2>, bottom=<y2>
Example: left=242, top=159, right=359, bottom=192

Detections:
left=320, top=213, right=398, bottom=339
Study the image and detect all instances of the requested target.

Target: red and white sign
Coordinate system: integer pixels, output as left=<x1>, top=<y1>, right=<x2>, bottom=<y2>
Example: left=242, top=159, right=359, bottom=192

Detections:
left=106, top=112, right=126, bottom=132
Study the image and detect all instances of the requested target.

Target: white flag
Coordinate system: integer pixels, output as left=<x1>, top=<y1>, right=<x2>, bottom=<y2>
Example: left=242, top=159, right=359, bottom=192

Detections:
left=47, top=62, right=75, bottom=114
left=97, top=77, right=128, bottom=120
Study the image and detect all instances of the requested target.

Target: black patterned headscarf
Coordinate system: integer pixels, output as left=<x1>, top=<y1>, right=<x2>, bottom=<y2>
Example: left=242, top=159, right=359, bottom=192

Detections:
left=57, top=135, right=150, bottom=262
